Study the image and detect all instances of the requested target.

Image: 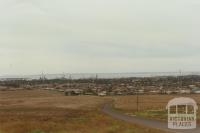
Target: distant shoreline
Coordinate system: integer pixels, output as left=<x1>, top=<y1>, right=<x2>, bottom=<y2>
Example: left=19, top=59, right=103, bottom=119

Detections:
left=0, top=72, right=200, bottom=80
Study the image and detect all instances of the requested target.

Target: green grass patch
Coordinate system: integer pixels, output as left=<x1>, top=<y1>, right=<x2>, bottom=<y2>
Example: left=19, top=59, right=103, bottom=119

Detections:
left=30, top=130, right=46, bottom=133
left=134, top=110, right=168, bottom=121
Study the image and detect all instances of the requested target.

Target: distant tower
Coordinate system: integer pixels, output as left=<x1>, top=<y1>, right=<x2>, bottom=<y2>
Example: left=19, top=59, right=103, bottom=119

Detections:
left=95, top=74, right=98, bottom=80
left=61, top=72, right=66, bottom=79
left=40, top=72, right=46, bottom=81
left=69, top=74, right=72, bottom=80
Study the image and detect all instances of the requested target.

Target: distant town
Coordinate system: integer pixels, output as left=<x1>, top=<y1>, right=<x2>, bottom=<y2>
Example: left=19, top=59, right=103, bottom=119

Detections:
left=1, top=75, right=200, bottom=96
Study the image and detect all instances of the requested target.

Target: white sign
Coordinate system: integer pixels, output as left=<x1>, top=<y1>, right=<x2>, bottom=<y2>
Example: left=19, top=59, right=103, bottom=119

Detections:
left=166, top=97, right=198, bottom=129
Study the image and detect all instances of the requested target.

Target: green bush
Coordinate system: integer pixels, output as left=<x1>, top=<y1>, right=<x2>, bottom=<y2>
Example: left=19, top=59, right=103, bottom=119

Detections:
left=30, top=130, right=46, bottom=133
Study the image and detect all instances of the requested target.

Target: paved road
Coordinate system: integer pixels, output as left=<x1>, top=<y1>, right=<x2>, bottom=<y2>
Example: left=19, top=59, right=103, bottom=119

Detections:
left=102, top=103, right=200, bottom=133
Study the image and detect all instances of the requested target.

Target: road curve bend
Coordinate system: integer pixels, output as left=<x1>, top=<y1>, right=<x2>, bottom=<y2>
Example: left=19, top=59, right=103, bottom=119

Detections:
left=102, top=103, right=200, bottom=133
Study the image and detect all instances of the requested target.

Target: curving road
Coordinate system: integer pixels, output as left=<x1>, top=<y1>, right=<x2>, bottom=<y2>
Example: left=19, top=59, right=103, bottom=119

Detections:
left=102, top=103, right=200, bottom=133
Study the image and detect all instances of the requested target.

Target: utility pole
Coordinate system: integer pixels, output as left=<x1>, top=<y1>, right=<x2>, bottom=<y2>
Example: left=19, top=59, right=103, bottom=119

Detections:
left=69, top=74, right=72, bottom=87
left=62, top=72, right=66, bottom=80
left=178, top=70, right=182, bottom=94
left=180, top=70, right=182, bottom=89
left=95, top=74, right=98, bottom=95
left=165, top=76, right=169, bottom=94
left=69, top=74, right=72, bottom=80
left=136, top=88, right=139, bottom=112
left=95, top=74, right=98, bottom=81
left=136, top=81, right=139, bottom=112
left=40, top=71, right=46, bottom=83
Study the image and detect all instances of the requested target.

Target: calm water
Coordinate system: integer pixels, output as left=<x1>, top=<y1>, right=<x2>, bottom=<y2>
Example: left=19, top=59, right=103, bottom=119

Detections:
left=0, top=72, right=200, bottom=80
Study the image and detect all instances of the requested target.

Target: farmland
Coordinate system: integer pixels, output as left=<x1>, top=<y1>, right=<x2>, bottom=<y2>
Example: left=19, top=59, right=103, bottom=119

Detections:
left=0, top=90, right=165, bottom=133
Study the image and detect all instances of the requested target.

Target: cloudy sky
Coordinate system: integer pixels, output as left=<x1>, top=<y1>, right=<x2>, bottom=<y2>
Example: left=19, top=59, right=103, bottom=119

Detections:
left=0, top=0, right=200, bottom=75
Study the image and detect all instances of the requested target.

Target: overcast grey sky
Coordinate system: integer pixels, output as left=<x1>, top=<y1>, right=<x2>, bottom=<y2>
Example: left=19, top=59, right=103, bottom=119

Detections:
left=0, top=0, right=200, bottom=75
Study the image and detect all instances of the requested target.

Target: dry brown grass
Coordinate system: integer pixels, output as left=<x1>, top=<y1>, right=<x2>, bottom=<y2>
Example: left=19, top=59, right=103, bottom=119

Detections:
left=0, top=90, right=166, bottom=133
left=111, top=94, right=200, bottom=124
left=111, top=94, right=200, bottom=111
left=0, top=90, right=105, bottom=109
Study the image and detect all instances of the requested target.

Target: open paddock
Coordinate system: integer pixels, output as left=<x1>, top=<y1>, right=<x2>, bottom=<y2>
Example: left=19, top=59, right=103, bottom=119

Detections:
left=0, top=90, right=165, bottom=133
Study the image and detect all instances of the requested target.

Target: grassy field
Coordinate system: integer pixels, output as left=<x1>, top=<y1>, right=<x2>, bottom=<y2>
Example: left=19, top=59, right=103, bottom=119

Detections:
left=111, top=95, right=200, bottom=124
left=0, top=90, right=166, bottom=133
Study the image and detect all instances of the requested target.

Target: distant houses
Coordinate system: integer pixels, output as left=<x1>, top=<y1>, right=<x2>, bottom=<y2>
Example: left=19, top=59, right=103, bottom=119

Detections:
left=98, top=91, right=107, bottom=96
left=179, top=89, right=191, bottom=94
left=60, top=85, right=200, bottom=96
left=2, top=76, right=200, bottom=96
left=37, top=83, right=200, bottom=96
left=189, top=85, right=200, bottom=94
left=65, top=89, right=83, bottom=96
left=191, top=88, right=200, bottom=94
